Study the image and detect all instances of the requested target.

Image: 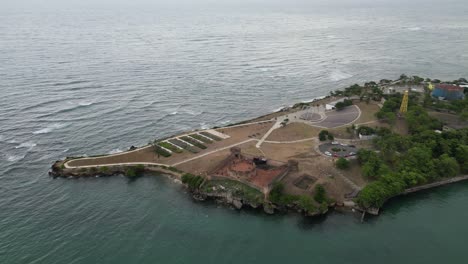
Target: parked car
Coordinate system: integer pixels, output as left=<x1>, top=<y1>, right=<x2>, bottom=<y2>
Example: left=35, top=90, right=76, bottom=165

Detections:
left=325, top=151, right=332, bottom=156
left=349, top=152, right=356, bottom=156
left=331, top=141, right=339, bottom=145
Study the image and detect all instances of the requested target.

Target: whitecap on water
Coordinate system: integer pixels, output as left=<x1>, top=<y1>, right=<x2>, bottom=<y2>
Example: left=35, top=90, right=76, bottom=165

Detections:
left=108, top=148, right=123, bottom=154
left=329, top=70, right=353, bottom=81
left=15, top=142, right=37, bottom=149
left=32, top=123, right=67, bottom=134
left=407, top=27, right=422, bottom=31
left=6, top=154, right=25, bottom=162
left=78, top=101, right=94, bottom=106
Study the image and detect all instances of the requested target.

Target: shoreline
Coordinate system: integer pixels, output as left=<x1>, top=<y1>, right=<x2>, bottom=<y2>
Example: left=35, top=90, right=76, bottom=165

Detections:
left=49, top=77, right=468, bottom=220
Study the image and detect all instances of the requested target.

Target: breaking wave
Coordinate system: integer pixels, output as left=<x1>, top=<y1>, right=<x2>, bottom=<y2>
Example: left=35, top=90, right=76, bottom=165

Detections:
left=33, top=123, right=67, bottom=134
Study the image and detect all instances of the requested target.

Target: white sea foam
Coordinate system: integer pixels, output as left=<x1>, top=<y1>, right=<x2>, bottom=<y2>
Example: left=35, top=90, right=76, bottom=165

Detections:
left=170, top=111, right=178, bottom=115
left=329, top=70, right=353, bottom=81
left=200, top=123, right=209, bottom=130
left=15, top=142, right=37, bottom=149
left=7, top=154, right=25, bottom=162
left=108, top=148, right=123, bottom=154
left=407, top=27, right=421, bottom=31
left=78, top=101, right=94, bottom=106
left=33, top=123, right=67, bottom=134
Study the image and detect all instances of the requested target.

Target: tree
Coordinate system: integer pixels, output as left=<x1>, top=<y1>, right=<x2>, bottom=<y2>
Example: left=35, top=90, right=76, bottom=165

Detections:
left=314, top=184, right=326, bottom=203
left=436, top=154, right=460, bottom=178
left=319, top=130, right=331, bottom=141
left=336, top=157, right=350, bottom=170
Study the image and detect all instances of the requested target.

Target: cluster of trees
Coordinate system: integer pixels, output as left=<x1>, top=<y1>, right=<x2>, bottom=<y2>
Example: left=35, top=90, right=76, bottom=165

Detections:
left=356, top=107, right=468, bottom=208
left=335, top=99, right=353, bottom=110
left=357, top=125, right=375, bottom=136
left=319, top=130, right=334, bottom=141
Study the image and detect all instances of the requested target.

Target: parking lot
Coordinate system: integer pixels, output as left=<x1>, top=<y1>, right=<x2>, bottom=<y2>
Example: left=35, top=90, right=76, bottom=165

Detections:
left=318, top=142, right=358, bottom=158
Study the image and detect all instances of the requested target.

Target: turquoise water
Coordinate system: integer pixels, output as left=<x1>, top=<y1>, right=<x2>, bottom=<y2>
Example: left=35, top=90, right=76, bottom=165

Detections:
left=1, top=0, right=468, bottom=263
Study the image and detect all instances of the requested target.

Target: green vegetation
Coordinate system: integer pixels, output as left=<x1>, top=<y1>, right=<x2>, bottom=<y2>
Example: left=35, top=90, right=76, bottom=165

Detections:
left=335, top=158, right=350, bottom=170
left=319, top=130, right=334, bottom=141
left=99, top=166, right=110, bottom=173
left=269, top=182, right=320, bottom=213
left=181, top=173, right=204, bottom=189
left=313, top=184, right=327, bottom=204
left=157, top=141, right=183, bottom=153
left=202, top=179, right=263, bottom=204
left=190, top=134, right=213, bottom=144
left=181, top=136, right=207, bottom=149
left=335, top=99, right=353, bottom=111
left=125, top=165, right=145, bottom=178
left=357, top=125, right=375, bottom=136
left=200, top=131, right=222, bottom=141
left=169, top=139, right=199, bottom=153
left=357, top=105, right=467, bottom=208
left=153, top=144, right=172, bottom=157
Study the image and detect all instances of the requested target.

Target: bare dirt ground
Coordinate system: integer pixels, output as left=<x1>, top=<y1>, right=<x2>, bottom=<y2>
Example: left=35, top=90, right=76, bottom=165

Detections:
left=260, top=141, right=316, bottom=162
left=353, top=102, right=380, bottom=124
left=429, top=111, right=468, bottom=129
left=279, top=152, right=356, bottom=202
left=175, top=141, right=258, bottom=175
left=266, top=123, right=321, bottom=142
left=68, top=122, right=274, bottom=167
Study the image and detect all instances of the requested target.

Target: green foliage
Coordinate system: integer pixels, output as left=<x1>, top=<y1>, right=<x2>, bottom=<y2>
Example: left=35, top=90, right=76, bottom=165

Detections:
left=99, top=166, right=109, bottom=173
left=297, top=195, right=317, bottom=212
left=181, top=136, right=207, bottom=149
left=125, top=165, right=145, bottom=178
left=190, top=134, right=213, bottom=144
left=357, top=106, right=468, bottom=208
left=313, top=184, right=326, bottom=203
left=181, top=173, right=204, bottom=189
left=319, top=130, right=333, bottom=141
left=153, top=145, right=172, bottom=157
left=357, top=126, right=375, bottom=136
left=336, top=157, right=350, bottom=170
left=335, top=99, right=353, bottom=110
left=405, top=106, right=442, bottom=134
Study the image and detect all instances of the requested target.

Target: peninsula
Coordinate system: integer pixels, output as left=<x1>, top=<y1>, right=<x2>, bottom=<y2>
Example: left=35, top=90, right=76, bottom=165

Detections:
left=50, top=75, right=468, bottom=218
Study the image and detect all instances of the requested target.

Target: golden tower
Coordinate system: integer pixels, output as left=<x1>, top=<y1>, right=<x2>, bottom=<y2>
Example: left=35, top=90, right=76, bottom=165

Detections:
left=399, top=90, right=409, bottom=114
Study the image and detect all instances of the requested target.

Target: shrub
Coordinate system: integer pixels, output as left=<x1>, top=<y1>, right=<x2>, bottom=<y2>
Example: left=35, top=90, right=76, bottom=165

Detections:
left=319, top=130, right=332, bottom=141
left=313, top=184, right=326, bottom=203
left=99, top=166, right=110, bottom=173
left=336, top=158, right=350, bottom=170
left=181, top=173, right=204, bottom=189
left=297, top=195, right=316, bottom=213
left=125, top=165, right=145, bottom=178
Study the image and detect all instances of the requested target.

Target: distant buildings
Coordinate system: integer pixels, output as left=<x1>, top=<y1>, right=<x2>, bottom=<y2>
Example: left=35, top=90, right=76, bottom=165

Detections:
left=431, top=84, right=465, bottom=101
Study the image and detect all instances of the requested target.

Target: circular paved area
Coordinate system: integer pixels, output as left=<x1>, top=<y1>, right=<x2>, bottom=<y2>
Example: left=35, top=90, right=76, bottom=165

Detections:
left=311, top=105, right=360, bottom=128
left=319, top=142, right=358, bottom=158
left=300, top=112, right=322, bottom=121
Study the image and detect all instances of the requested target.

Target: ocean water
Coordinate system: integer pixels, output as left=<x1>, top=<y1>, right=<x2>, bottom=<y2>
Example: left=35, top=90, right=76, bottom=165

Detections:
left=1, top=0, right=468, bottom=263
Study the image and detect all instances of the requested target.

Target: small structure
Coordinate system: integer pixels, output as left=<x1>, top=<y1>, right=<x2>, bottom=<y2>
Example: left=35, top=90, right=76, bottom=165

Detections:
left=431, top=84, right=465, bottom=100
left=211, top=148, right=291, bottom=192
